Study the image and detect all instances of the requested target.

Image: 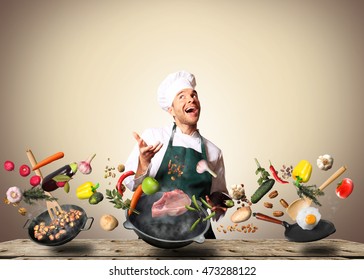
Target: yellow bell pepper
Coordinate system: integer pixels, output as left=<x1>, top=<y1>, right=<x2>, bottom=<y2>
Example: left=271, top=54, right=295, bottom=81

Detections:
left=292, top=160, right=312, bottom=183
left=76, top=182, right=99, bottom=199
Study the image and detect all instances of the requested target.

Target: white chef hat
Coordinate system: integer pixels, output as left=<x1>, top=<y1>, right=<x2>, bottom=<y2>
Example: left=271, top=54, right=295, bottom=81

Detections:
left=157, top=70, right=196, bottom=111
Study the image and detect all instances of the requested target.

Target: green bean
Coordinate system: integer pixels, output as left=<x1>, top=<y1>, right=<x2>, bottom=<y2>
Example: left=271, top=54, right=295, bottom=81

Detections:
left=185, top=205, right=197, bottom=211
left=203, top=211, right=216, bottom=222
left=190, top=217, right=201, bottom=231
left=199, top=197, right=212, bottom=209
left=191, top=195, right=201, bottom=211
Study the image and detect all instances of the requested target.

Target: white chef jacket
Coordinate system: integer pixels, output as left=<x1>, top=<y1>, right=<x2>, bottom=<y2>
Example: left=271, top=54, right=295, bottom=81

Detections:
left=124, top=123, right=227, bottom=194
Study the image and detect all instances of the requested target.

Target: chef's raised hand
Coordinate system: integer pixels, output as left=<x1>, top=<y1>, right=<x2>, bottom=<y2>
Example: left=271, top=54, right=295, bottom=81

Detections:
left=133, top=132, right=163, bottom=176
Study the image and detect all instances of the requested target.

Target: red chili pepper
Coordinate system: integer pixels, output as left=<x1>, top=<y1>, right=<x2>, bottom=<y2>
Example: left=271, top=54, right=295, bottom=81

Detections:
left=269, top=161, right=288, bottom=184
left=116, top=170, right=135, bottom=195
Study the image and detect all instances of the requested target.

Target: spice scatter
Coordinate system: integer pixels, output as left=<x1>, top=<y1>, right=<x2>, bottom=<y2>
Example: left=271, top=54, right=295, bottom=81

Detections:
left=217, top=223, right=258, bottom=234
left=280, top=164, right=293, bottom=180
left=18, top=207, right=27, bottom=216
left=104, top=158, right=126, bottom=185
left=167, top=159, right=184, bottom=180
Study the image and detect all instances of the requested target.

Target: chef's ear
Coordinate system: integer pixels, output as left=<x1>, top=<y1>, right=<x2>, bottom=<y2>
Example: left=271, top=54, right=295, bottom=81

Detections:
left=168, top=105, right=176, bottom=118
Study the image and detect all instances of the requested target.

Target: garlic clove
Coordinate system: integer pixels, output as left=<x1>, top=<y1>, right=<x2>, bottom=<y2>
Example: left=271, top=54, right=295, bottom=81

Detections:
left=78, top=153, right=96, bottom=175
left=78, top=161, right=92, bottom=174
left=317, top=154, right=333, bottom=171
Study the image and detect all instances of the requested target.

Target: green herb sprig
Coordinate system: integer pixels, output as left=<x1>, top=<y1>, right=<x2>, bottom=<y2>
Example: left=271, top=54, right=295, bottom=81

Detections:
left=105, top=189, right=140, bottom=215
left=294, top=180, right=324, bottom=206
left=254, top=158, right=271, bottom=185
left=22, top=187, right=58, bottom=205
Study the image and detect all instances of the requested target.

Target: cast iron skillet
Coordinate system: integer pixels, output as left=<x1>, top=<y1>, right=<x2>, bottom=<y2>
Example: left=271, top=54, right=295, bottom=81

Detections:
left=123, top=192, right=210, bottom=249
left=254, top=212, right=336, bottom=242
left=24, top=204, right=93, bottom=246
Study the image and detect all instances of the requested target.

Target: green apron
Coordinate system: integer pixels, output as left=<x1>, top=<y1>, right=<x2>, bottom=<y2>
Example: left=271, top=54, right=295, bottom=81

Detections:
left=154, top=123, right=215, bottom=239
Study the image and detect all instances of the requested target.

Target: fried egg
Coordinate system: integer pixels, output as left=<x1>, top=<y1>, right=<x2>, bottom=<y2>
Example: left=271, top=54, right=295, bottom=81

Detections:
left=296, top=207, right=321, bottom=230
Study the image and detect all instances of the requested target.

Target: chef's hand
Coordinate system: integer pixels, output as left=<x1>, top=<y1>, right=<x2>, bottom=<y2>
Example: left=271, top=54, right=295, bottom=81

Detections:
left=133, top=132, right=163, bottom=175
left=210, top=206, right=227, bottom=221
left=205, top=195, right=227, bottom=221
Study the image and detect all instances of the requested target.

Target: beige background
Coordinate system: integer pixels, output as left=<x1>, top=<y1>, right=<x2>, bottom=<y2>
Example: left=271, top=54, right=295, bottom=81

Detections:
left=1, top=0, right=363, bottom=244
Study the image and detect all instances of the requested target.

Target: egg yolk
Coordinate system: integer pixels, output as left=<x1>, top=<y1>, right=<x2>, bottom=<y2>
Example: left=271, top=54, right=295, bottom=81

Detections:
left=305, top=214, right=317, bottom=225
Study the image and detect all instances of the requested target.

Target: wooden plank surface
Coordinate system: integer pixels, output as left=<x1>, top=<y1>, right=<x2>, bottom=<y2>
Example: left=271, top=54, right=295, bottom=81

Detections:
left=0, top=239, right=363, bottom=260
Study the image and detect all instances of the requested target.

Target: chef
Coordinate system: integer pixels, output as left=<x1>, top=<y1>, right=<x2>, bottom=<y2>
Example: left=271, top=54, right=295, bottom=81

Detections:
left=124, top=70, right=228, bottom=238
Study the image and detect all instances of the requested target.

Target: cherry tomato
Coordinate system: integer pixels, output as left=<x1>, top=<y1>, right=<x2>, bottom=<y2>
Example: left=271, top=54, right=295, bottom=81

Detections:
left=336, top=178, right=354, bottom=199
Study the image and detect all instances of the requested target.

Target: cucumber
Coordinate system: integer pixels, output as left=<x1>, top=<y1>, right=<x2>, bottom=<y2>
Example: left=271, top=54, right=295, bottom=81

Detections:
left=251, top=179, right=275, bottom=204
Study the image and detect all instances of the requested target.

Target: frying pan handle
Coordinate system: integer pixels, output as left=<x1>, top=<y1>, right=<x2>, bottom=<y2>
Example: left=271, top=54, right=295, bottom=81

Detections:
left=253, top=212, right=284, bottom=225
left=193, top=234, right=205, bottom=244
left=123, top=220, right=134, bottom=230
left=23, top=219, right=31, bottom=229
left=81, top=217, right=94, bottom=231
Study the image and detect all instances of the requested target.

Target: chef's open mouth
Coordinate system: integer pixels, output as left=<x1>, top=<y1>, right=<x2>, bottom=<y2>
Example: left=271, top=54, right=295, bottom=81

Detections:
left=185, top=107, right=198, bottom=113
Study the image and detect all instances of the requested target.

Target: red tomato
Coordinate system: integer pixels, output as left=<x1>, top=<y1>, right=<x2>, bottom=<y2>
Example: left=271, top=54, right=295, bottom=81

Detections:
left=336, top=178, right=354, bottom=199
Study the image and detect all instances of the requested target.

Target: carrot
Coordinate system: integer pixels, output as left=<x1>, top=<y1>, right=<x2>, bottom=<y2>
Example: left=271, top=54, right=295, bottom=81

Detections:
left=128, top=184, right=143, bottom=216
left=32, top=152, right=65, bottom=171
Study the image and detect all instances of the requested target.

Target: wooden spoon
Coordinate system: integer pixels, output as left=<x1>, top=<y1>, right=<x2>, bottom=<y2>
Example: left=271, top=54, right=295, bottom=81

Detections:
left=196, top=160, right=217, bottom=178
left=286, top=165, right=347, bottom=221
left=26, top=149, right=63, bottom=220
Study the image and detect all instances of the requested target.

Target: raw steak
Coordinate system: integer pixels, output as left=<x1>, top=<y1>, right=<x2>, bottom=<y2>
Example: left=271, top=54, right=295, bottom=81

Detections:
left=151, top=189, right=191, bottom=218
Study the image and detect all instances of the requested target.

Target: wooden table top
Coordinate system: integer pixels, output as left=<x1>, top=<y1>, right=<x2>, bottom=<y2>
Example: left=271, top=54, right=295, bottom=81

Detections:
left=1, top=239, right=364, bottom=259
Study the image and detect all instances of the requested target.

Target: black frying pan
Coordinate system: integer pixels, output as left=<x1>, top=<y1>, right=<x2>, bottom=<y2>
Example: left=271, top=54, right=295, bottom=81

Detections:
left=24, top=204, right=93, bottom=246
left=253, top=212, right=336, bottom=242
left=123, top=192, right=210, bottom=249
